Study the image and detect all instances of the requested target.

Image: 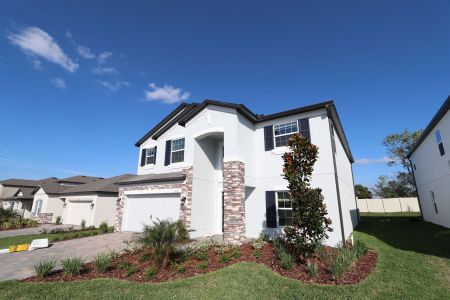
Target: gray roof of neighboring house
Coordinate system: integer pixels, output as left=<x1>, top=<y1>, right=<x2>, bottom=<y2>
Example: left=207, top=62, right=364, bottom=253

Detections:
left=135, top=99, right=354, bottom=163
left=4, top=186, right=36, bottom=201
left=58, top=175, right=104, bottom=184
left=34, top=175, right=104, bottom=195
left=0, top=177, right=58, bottom=187
left=61, top=174, right=135, bottom=195
left=407, top=95, right=450, bottom=158
left=116, top=172, right=186, bottom=185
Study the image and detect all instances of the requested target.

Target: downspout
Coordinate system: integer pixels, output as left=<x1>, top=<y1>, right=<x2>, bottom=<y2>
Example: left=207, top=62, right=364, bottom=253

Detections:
left=409, top=159, right=424, bottom=218
left=327, top=110, right=346, bottom=244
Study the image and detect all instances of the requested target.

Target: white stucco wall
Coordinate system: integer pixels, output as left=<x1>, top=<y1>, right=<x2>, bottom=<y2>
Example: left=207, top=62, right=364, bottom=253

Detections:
left=31, top=188, right=65, bottom=223
left=410, top=110, right=450, bottom=228
left=136, top=104, right=355, bottom=245
left=62, top=194, right=117, bottom=227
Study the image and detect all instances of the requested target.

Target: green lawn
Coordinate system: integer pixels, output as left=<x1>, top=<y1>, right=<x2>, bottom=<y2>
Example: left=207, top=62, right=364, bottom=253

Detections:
left=0, top=229, right=108, bottom=249
left=0, top=215, right=449, bottom=299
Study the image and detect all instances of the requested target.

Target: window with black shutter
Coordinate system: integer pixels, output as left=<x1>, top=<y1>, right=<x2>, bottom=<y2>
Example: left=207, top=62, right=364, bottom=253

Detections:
left=264, top=125, right=274, bottom=151
left=265, top=191, right=277, bottom=228
left=435, top=130, right=446, bottom=156
left=298, top=118, right=311, bottom=142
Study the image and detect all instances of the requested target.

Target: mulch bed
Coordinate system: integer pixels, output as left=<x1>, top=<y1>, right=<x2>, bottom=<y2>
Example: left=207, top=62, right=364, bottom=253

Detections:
left=22, top=243, right=378, bottom=285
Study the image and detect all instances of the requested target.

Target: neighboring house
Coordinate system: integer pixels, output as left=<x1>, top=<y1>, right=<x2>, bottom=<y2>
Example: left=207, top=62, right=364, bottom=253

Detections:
left=408, top=95, right=450, bottom=228
left=60, top=174, right=133, bottom=227
left=0, top=178, right=58, bottom=218
left=30, top=175, right=103, bottom=223
left=116, top=99, right=358, bottom=245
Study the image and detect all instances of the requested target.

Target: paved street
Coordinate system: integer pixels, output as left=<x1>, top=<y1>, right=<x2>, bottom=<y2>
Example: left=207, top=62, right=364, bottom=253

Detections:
left=0, top=231, right=137, bottom=281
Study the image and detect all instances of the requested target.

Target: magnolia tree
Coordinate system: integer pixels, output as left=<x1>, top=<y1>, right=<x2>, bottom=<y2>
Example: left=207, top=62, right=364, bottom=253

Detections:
left=282, top=133, right=332, bottom=259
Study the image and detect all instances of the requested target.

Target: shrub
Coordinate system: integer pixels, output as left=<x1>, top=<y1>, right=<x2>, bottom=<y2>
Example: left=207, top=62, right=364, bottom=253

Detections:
left=124, top=265, right=139, bottom=276
left=144, top=266, right=158, bottom=278
left=175, top=263, right=186, bottom=273
left=279, top=251, right=295, bottom=270
left=306, top=259, right=318, bottom=277
left=61, top=257, right=84, bottom=276
left=219, top=254, right=231, bottom=263
left=80, top=219, right=86, bottom=230
left=87, top=225, right=96, bottom=230
left=93, top=253, right=112, bottom=273
left=198, top=261, right=208, bottom=270
left=34, top=258, right=56, bottom=278
left=118, top=262, right=131, bottom=270
left=0, top=207, right=19, bottom=222
left=139, top=253, right=151, bottom=262
left=230, top=247, right=241, bottom=259
left=282, top=134, right=332, bottom=259
left=137, top=219, right=189, bottom=268
left=353, top=240, right=368, bottom=258
left=252, top=237, right=267, bottom=250
left=253, top=249, right=261, bottom=259
left=99, top=221, right=109, bottom=234
left=55, top=216, right=62, bottom=225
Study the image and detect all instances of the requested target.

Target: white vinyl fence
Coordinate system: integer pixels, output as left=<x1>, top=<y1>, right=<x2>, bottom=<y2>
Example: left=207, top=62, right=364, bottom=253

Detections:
left=357, top=197, right=420, bottom=213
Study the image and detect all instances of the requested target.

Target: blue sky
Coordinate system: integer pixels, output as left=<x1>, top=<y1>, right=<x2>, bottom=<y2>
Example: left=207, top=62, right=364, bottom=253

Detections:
left=1, top=1, right=450, bottom=187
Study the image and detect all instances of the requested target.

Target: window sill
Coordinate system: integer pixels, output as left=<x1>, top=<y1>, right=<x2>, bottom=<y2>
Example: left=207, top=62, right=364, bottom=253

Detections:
left=142, top=164, right=155, bottom=170
left=271, top=147, right=290, bottom=155
left=168, top=162, right=189, bottom=169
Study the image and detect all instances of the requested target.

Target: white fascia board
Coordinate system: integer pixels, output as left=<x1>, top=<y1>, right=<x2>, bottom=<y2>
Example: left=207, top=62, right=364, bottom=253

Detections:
left=123, top=188, right=182, bottom=196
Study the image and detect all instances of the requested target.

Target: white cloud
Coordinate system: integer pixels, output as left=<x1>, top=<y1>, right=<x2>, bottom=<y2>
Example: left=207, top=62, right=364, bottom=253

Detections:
left=144, top=83, right=190, bottom=104
left=92, top=66, right=118, bottom=75
left=97, top=51, right=112, bottom=64
left=8, top=26, right=79, bottom=72
left=97, top=80, right=129, bottom=91
left=50, top=77, right=66, bottom=89
left=355, top=156, right=397, bottom=165
left=31, top=59, right=43, bottom=70
left=77, top=45, right=95, bottom=59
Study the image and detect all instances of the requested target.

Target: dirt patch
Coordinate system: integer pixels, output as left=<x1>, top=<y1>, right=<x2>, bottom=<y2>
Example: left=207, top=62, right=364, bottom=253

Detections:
left=22, top=242, right=378, bottom=285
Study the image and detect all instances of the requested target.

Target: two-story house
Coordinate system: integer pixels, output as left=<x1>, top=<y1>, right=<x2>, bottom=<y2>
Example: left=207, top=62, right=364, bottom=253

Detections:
left=408, top=95, right=450, bottom=228
left=116, top=100, right=358, bottom=245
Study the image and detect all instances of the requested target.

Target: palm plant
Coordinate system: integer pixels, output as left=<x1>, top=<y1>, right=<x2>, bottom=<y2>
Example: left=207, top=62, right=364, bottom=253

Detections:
left=137, top=219, right=188, bottom=268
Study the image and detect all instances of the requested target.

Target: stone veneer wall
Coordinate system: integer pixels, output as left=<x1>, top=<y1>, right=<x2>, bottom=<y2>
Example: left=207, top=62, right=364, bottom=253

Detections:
left=114, top=167, right=193, bottom=232
left=33, top=213, right=53, bottom=224
left=223, top=161, right=246, bottom=243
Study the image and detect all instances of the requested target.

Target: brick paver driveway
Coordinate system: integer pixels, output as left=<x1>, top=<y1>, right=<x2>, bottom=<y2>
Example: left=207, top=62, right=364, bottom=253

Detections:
left=0, top=231, right=137, bottom=281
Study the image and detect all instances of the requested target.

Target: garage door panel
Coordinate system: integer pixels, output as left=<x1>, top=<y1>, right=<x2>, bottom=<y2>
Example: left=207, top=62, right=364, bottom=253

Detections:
left=122, top=193, right=180, bottom=232
left=66, top=201, right=92, bottom=226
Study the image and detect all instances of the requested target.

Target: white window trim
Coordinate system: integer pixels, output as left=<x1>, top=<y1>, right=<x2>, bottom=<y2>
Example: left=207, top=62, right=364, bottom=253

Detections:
left=145, top=147, right=156, bottom=165
left=276, top=191, right=292, bottom=227
left=273, top=121, right=299, bottom=148
left=170, top=138, right=185, bottom=164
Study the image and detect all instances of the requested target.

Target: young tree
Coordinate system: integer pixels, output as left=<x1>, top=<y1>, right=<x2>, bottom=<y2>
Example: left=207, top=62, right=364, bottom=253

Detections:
left=282, top=133, right=332, bottom=259
left=354, top=184, right=373, bottom=199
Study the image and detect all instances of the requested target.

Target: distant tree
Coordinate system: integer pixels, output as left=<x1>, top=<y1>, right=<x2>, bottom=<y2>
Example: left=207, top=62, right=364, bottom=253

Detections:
left=354, top=184, right=373, bottom=199
left=382, top=129, right=422, bottom=174
left=372, top=174, right=416, bottom=198
left=282, top=134, right=332, bottom=259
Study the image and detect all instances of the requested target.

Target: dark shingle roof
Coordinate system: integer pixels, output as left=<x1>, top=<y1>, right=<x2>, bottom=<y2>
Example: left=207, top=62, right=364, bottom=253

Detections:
left=407, top=95, right=450, bottom=158
left=135, top=99, right=354, bottom=163
left=61, top=174, right=134, bottom=195
left=116, top=172, right=186, bottom=185
left=0, top=177, right=58, bottom=187
left=58, top=175, right=103, bottom=184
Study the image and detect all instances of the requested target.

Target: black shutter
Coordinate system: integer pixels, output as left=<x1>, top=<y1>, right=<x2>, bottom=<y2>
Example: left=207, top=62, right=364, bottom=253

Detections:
left=154, top=146, right=157, bottom=163
left=164, top=140, right=171, bottom=166
left=265, top=191, right=277, bottom=228
left=140, top=149, right=146, bottom=167
left=264, top=125, right=274, bottom=151
left=298, top=118, right=311, bottom=142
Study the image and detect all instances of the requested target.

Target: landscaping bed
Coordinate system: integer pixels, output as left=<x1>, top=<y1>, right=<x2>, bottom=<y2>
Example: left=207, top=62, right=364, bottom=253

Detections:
left=22, top=240, right=377, bottom=285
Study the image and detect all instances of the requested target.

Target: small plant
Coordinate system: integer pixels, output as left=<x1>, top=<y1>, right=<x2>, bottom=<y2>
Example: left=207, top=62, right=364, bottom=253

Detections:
left=253, top=249, right=261, bottom=259
left=124, top=265, right=139, bottom=276
left=81, top=219, right=86, bottom=230
left=34, top=258, right=56, bottom=278
left=230, top=246, right=241, bottom=259
left=93, top=253, right=112, bottom=273
left=144, top=266, right=158, bottom=278
left=139, top=253, right=151, bottom=262
left=61, top=257, right=84, bottom=277
left=198, top=261, right=208, bottom=270
left=279, top=251, right=295, bottom=271
left=353, top=240, right=368, bottom=258
left=195, top=250, right=208, bottom=261
left=175, top=263, right=186, bottom=273
left=306, top=259, right=318, bottom=277
left=118, top=261, right=131, bottom=270
left=99, top=221, right=109, bottom=234
left=252, top=237, right=267, bottom=250
left=55, top=216, right=62, bottom=225
left=219, top=254, right=231, bottom=263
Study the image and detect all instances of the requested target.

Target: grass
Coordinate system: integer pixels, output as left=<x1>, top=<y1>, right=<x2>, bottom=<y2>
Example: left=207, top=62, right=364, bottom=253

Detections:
left=0, top=214, right=449, bottom=299
left=0, top=229, right=110, bottom=249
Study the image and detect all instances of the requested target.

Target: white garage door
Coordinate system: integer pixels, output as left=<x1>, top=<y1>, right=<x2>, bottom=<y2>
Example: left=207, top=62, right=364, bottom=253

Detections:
left=66, top=201, right=92, bottom=226
left=122, top=193, right=181, bottom=232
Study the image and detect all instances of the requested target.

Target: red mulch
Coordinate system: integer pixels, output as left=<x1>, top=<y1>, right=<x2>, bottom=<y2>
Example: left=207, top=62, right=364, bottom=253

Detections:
left=22, top=243, right=378, bottom=285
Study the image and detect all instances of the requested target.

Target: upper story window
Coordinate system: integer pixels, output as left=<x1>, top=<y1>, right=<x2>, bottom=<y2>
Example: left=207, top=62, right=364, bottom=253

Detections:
left=277, top=191, right=293, bottom=226
left=274, top=121, right=298, bottom=147
left=435, top=130, right=445, bottom=156
left=146, top=147, right=156, bottom=165
left=171, top=138, right=185, bottom=163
